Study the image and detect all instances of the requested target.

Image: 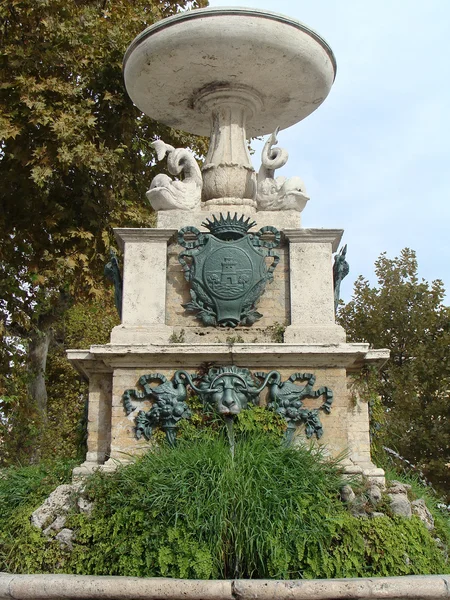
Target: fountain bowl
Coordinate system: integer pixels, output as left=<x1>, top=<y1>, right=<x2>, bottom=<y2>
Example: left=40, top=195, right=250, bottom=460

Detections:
left=124, top=7, right=337, bottom=137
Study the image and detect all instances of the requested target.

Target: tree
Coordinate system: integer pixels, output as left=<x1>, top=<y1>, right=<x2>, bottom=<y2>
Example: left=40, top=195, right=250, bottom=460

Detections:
left=0, top=0, right=208, bottom=460
left=338, top=249, right=450, bottom=499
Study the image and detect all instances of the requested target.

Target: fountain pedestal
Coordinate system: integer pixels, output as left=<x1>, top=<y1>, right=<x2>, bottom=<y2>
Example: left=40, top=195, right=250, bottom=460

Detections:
left=68, top=7, right=388, bottom=485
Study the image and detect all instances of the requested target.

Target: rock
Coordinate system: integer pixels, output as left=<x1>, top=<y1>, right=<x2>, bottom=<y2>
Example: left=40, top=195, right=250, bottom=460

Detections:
left=411, top=498, right=434, bottom=530
left=77, top=496, right=94, bottom=515
left=371, top=512, right=385, bottom=518
left=340, top=485, right=355, bottom=503
left=55, top=528, right=74, bottom=551
left=43, top=515, right=67, bottom=537
left=349, top=499, right=369, bottom=518
left=434, top=537, right=448, bottom=559
left=30, top=484, right=76, bottom=530
left=389, top=493, right=412, bottom=518
left=388, top=480, right=412, bottom=495
left=367, top=484, right=382, bottom=505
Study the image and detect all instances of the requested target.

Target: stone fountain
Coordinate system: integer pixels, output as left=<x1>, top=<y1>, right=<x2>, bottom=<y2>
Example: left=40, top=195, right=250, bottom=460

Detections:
left=68, top=7, right=388, bottom=483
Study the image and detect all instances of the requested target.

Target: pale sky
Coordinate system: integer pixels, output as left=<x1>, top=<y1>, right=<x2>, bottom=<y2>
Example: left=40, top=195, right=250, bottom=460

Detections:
left=207, top=0, right=450, bottom=302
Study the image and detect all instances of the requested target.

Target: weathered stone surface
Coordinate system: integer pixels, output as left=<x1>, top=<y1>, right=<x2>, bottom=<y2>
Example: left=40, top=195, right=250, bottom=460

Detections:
left=30, top=484, right=78, bottom=530
left=157, top=208, right=302, bottom=230
left=388, top=480, right=412, bottom=494
left=55, top=528, right=74, bottom=551
left=389, top=493, right=412, bottom=518
left=371, top=512, right=385, bottom=518
left=110, top=229, right=176, bottom=345
left=77, top=497, right=94, bottom=516
left=233, top=576, right=450, bottom=600
left=0, top=574, right=234, bottom=600
left=367, top=484, right=382, bottom=505
left=1, top=574, right=450, bottom=600
left=412, top=498, right=435, bottom=530
left=43, top=515, right=67, bottom=537
left=340, top=485, right=355, bottom=503
left=283, top=230, right=346, bottom=345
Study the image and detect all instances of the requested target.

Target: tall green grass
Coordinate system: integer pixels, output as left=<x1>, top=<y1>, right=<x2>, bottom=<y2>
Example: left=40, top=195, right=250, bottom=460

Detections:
left=1, top=438, right=448, bottom=578
left=0, top=460, right=75, bottom=522
left=65, top=435, right=346, bottom=578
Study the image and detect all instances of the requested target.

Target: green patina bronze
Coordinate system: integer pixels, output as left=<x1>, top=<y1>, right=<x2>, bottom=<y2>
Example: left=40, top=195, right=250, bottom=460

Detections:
left=195, top=365, right=262, bottom=415
left=123, top=367, right=333, bottom=445
left=122, top=371, right=192, bottom=446
left=104, top=248, right=123, bottom=318
left=255, top=371, right=333, bottom=444
left=333, top=244, right=349, bottom=314
left=178, top=213, right=280, bottom=327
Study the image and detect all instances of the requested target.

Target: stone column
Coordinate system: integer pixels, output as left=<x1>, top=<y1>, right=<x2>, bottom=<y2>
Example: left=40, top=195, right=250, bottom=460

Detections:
left=110, top=229, right=176, bottom=344
left=283, top=229, right=346, bottom=344
left=194, top=85, right=260, bottom=205
left=71, top=360, right=112, bottom=479
left=345, top=387, right=385, bottom=485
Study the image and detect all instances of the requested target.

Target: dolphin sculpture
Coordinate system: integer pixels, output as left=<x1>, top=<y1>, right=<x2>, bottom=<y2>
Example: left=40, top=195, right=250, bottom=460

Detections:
left=256, top=127, right=310, bottom=212
left=146, top=140, right=203, bottom=211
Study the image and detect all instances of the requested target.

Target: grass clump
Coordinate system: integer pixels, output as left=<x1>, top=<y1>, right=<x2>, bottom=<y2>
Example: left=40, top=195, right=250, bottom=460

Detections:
left=0, top=460, right=76, bottom=571
left=66, top=435, right=345, bottom=579
left=1, top=438, right=448, bottom=578
left=0, top=460, right=75, bottom=522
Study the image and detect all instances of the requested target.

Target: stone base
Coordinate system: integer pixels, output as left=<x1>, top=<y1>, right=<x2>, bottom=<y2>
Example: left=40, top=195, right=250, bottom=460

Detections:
left=72, top=457, right=134, bottom=482
left=72, top=462, right=101, bottom=481
left=68, top=343, right=389, bottom=482
left=157, top=207, right=302, bottom=230
left=110, top=325, right=173, bottom=344
left=343, top=463, right=386, bottom=488
left=284, top=324, right=346, bottom=344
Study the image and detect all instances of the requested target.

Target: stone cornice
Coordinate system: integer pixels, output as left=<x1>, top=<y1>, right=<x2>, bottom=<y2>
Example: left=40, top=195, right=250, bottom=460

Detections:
left=113, top=228, right=177, bottom=250
left=283, top=228, right=344, bottom=252
left=67, top=343, right=389, bottom=372
left=66, top=350, right=113, bottom=380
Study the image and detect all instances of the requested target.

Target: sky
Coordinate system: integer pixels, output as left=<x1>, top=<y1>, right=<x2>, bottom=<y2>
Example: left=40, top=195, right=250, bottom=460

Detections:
left=207, top=0, right=450, bottom=303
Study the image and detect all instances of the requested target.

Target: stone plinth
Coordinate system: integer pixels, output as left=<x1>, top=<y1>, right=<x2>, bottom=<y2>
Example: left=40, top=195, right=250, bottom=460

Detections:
left=110, top=223, right=346, bottom=346
left=284, top=229, right=346, bottom=344
left=156, top=209, right=302, bottom=230
left=110, top=229, right=176, bottom=345
left=68, top=343, right=388, bottom=485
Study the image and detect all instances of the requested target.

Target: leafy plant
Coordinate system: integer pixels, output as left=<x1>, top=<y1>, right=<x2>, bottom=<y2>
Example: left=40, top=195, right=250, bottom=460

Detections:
left=169, top=329, right=186, bottom=343
left=267, top=321, right=286, bottom=343
left=338, top=249, right=450, bottom=500
left=0, top=439, right=449, bottom=578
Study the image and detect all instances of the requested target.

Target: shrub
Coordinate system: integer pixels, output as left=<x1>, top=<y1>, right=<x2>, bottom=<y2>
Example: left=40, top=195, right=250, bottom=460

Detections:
left=1, top=437, right=448, bottom=578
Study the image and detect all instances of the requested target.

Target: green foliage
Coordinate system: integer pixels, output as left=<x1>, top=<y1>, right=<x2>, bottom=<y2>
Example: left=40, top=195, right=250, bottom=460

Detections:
left=234, top=406, right=286, bottom=439
left=0, top=0, right=208, bottom=463
left=267, top=321, right=286, bottom=343
left=1, top=437, right=448, bottom=578
left=338, top=249, right=450, bottom=500
left=0, top=460, right=75, bottom=569
left=383, top=468, right=450, bottom=550
left=1, top=294, right=119, bottom=466
left=0, top=460, right=75, bottom=522
left=176, top=398, right=286, bottom=444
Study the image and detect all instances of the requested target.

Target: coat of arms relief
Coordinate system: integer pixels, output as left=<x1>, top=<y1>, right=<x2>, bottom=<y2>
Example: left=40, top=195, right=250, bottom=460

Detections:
left=177, top=213, right=280, bottom=328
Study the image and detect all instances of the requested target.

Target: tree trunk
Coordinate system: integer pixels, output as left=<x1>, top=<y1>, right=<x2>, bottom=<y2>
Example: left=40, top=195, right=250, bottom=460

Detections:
left=27, top=327, right=52, bottom=424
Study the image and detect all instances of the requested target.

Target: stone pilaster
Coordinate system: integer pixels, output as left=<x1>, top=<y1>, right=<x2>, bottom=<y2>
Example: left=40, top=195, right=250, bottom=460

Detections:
left=110, top=228, right=176, bottom=344
left=70, top=357, right=113, bottom=479
left=283, top=229, right=346, bottom=344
